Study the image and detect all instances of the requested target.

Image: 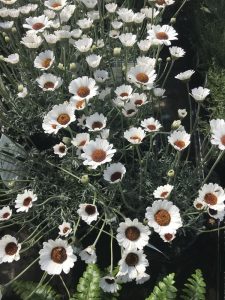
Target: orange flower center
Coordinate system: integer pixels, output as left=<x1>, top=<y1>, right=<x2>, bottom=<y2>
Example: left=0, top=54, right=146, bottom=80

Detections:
left=51, top=247, right=67, bottom=264
left=204, top=193, right=217, bottom=205
left=32, top=23, right=45, bottom=30
left=196, top=203, right=203, bottom=209
left=130, top=135, right=141, bottom=143
left=154, top=209, right=171, bottom=226
left=92, top=121, right=103, bottom=130
left=111, top=172, right=122, bottom=182
left=160, top=191, right=168, bottom=198
left=63, top=227, right=69, bottom=233
left=42, top=58, right=52, bottom=68
left=52, top=2, right=61, bottom=8
left=57, top=113, right=70, bottom=125
left=147, top=124, right=156, bottom=131
left=125, top=226, right=140, bottom=241
left=2, top=212, right=10, bottom=219
left=125, top=252, right=139, bottom=266
left=134, top=99, right=143, bottom=106
left=91, top=149, right=106, bottom=162
left=79, top=140, right=87, bottom=147
left=120, top=92, right=129, bottom=98
left=5, top=242, right=18, bottom=255
left=44, top=81, right=55, bottom=89
left=23, top=197, right=32, bottom=207
left=156, top=0, right=166, bottom=4
left=174, top=140, right=185, bottom=149
left=156, top=31, right=169, bottom=40
left=76, top=100, right=85, bottom=109
left=51, top=124, right=57, bottom=129
left=136, top=73, right=149, bottom=83
left=220, top=135, right=225, bottom=146
left=77, top=86, right=90, bottom=98
left=85, top=204, right=96, bottom=215
left=164, top=233, right=173, bottom=241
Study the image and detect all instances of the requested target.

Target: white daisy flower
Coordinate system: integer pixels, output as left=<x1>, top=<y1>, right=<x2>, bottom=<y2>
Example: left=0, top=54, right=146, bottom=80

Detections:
left=134, top=12, right=145, bottom=23
left=71, top=29, right=82, bottom=39
left=60, top=4, right=76, bottom=23
left=105, top=3, right=117, bottom=13
left=21, top=32, right=43, bottom=48
left=81, top=138, right=116, bottom=169
left=86, top=113, right=107, bottom=132
left=145, top=199, right=183, bottom=235
left=58, top=222, right=72, bottom=237
left=74, top=37, right=93, bottom=52
left=193, top=199, right=206, bottom=211
left=141, top=7, right=159, bottom=19
left=119, top=33, right=136, bottom=47
left=178, top=109, right=187, bottom=119
left=137, top=39, right=152, bottom=52
left=159, top=231, right=176, bottom=243
left=210, top=119, right=225, bottom=132
left=87, top=10, right=100, bottom=21
left=69, top=76, right=98, bottom=101
left=190, top=86, right=210, bottom=102
left=39, top=238, right=77, bottom=275
left=15, top=190, right=37, bottom=213
left=0, top=0, right=17, bottom=4
left=7, top=9, right=20, bottom=18
left=141, top=117, right=162, bottom=132
left=77, top=203, right=99, bottom=225
left=18, top=87, right=28, bottom=98
left=44, top=0, right=67, bottom=11
left=168, top=130, right=191, bottom=151
left=34, top=50, right=55, bottom=70
left=153, top=184, right=174, bottom=199
left=118, top=248, right=149, bottom=280
left=100, top=276, right=119, bottom=293
left=79, top=245, right=97, bottom=264
left=147, top=25, right=178, bottom=46
left=23, top=15, right=51, bottom=32
left=122, top=103, right=138, bottom=118
left=136, top=272, right=150, bottom=284
left=0, top=206, right=12, bottom=221
left=72, top=133, right=90, bottom=149
left=175, top=70, right=195, bottom=81
left=77, top=114, right=86, bottom=129
left=117, top=8, right=135, bottom=23
left=42, top=103, right=75, bottom=134
left=111, top=20, right=123, bottom=30
left=116, top=218, right=150, bottom=250
left=54, top=29, right=71, bottom=39
left=36, top=73, right=62, bottom=91
left=70, top=97, right=87, bottom=110
left=80, top=0, right=97, bottom=9
left=44, top=9, right=56, bottom=19
left=154, top=0, right=175, bottom=8
left=127, top=65, right=156, bottom=89
left=0, top=21, right=14, bottom=29
left=0, top=235, right=21, bottom=264
left=153, top=87, right=166, bottom=97
left=169, top=46, right=185, bottom=59
left=210, top=120, right=225, bottom=150
left=86, top=54, right=102, bottom=68
left=3, top=53, right=19, bottom=64
left=94, top=70, right=109, bottom=83
left=208, top=208, right=225, bottom=222
left=115, top=85, right=133, bottom=101
left=103, top=162, right=126, bottom=184
left=136, top=56, right=156, bottom=68
left=53, top=142, right=67, bottom=158
left=99, top=87, right=111, bottom=100
left=195, top=183, right=225, bottom=211
left=124, top=127, right=146, bottom=144
left=77, top=18, right=93, bottom=30
left=44, top=33, right=59, bottom=44
left=109, top=30, right=120, bottom=39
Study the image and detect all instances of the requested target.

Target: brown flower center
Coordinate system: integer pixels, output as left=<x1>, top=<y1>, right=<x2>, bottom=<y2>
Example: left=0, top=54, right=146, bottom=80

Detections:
left=23, top=197, right=32, bottom=207
left=59, top=145, right=66, bottom=153
left=125, top=226, right=140, bottom=241
left=52, top=124, right=57, bottom=129
left=111, top=172, right=122, bottom=182
left=174, top=140, right=185, bottom=149
left=156, top=0, right=166, bottom=4
left=160, top=191, right=168, bottom=198
left=85, top=204, right=96, bottom=215
left=130, top=135, right=141, bottom=143
left=147, top=124, right=156, bottom=131
left=52, top=2, right=61, bottom=8
left=79, top=140, right=87, bottom=147
left=127, top=109, right=135, bottom=115
left=76, top=100, right=85, bottom=109
left=44, top=81, right=55, bottom=89
left=2, top=212, right=10, bottom=219
left=125, top=252, right=139, bottom=266
left=91, top=149, right=106, bottom=162
left=77, top=87, right=90, bottom=98
left=196, top=203, right=203, bottom=209
left=220, top=135, right=225, bottom=146
left=204, top=193, right=217, bottom=205
left=5, top=242, right=18, bottom=255
left=42, top=58, right=52, bottom=69
left=154, top=209, right=171, bottom=226
left=105, top=278, right=115, bottom=284
left=92, top=121, right=103, bottom=130
left=136, top=73, right=149, bottom=83
left=63, top=227, right=69, bottom=233
left=51, top=247, right=67, bottom=264
left=120, top=92, right=129, bottom=98
left=164, top=233, right=173, bottom=241
left=156, top=31, right=169, bottom=40
left=32, top=23, right=45, bottom=30
left=57, top=113, right=70, bottom=125
left=134, top=99, right=143, bottom=106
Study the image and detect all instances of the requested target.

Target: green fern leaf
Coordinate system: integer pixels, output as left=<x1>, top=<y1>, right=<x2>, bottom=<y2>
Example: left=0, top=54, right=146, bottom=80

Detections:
left=181, top=269, right=206, bottom=300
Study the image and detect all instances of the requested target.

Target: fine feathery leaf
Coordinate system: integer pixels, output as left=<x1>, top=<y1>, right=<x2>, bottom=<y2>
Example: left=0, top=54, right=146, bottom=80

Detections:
left=181, top=269, right=206, bottom=300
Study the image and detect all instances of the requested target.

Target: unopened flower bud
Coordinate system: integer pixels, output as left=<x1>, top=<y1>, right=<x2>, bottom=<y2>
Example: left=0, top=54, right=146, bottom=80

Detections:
left=167, top=169, right=175, bottom=177
left=69, top=63, right=76, bottom=71
left=170, top=17, right=176, bottom=24
left=62, top=137, right=71, bottom=145
left=113, top=47, right=121, bottom=56
left=0, top=55, right=4, bottom=61
left=166, top=57, right=171, bottom=62
left=80, top=175, right=89, bottom=184
left=158, top=58, right=162, bottom=62
left=5, top=36, right=10, bottom=43
left=171, top=120, right=181, bottom=130
left=12, top=27, right=17, bottom=33
left=17, top=84, right=24, bottom=92
left=91, top=45, right=97, bottom=51
left=58, top=63, right=64, bottom=70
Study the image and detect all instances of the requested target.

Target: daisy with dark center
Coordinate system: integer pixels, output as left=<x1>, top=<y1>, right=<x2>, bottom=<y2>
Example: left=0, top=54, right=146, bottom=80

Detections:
left=210, top=119, right=225, bottom=151
left=74, top=37, right=93, bottom=52
left=53, top=142, right=67, bottom=157
left=160, top=231, right=176, bottom=243
left=118, top=248, right=149, bottom=280
left=124, top=127, right=146, bottom=144
left=147, top=24, right=178, bottom=46
left=42, top=103, right=76, bottom=134
left=115, top=84, right=133, bottom=101
left=69, top=76, right=98, bottom=101
left=122, top=103, right=138, bottom=118
left=153, top=184, right=174, bottom=199
left=21, top=32, right=43, bottom=49
left=58, top=222, right=72, bottom=237
left=81, top=138, right=116, bottom=169
left=77, top=203, right=99, bottom=225
left=127, top=65, right=156, bottom=89
left=23, top=15, right=51, bottom=32
left=168, top=130, right=190, bottom=151
left=71, top=133, right=90, bottom=149
left=145, top=200, right=182, bottom=235
left=193, top=199, right=206, bottom=211
left=34, top=50, right=55, bottom=70
left=0, top=206, right=12, bottom=221
left=44, top=0, right=67, bottom=11
left=85, top=113, right=107, bottom=131
left=130, top=93, right=147, bottom=107
left=0, top=235, right=21, bottom=263
left=15, top=190, right=37, bottom=213
left=36, top=73, right=62, bottom=91
left=154, top=0, right=175, bottom=8
left=207, top=208, right=225, bottom=222
left=141, top=117, right=162, bottom=133
left=195, top=183, right=225, bottom=211
left=100, top=276, right=119, bottom=293
left=103, top=162, right=126, bottom=184
left=39, top=238, right=77, bottom=275
left=116, top=218, right=150, bottom=250
left=175, top=70, right=195, bottom=82
left=79, top=245, right=97, bottom=264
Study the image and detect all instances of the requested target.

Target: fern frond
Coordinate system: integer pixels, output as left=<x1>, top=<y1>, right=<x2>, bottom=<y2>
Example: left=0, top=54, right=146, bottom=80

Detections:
left=181, top=269, right=206, bottom=300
